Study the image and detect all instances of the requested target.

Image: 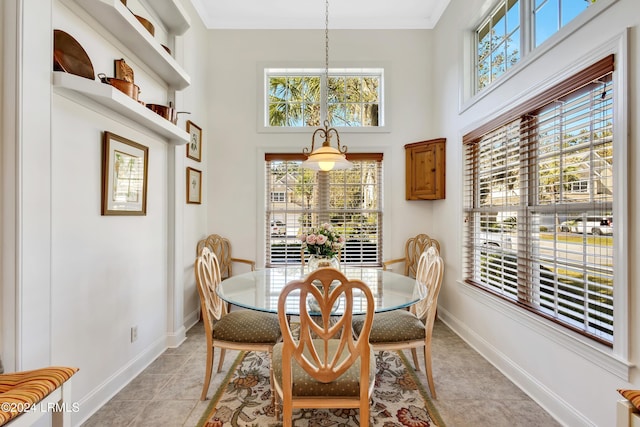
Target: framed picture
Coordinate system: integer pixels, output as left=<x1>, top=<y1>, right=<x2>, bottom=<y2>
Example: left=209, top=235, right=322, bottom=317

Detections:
left=186, top=167, right=202, bottom=204
left=186, top=120, right=202, bottom=161
left=101, top=132, right=148, bottom=216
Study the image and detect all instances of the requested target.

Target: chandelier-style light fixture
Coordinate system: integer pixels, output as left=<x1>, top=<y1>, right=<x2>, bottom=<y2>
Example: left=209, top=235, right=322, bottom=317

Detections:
left=301, top=0, right=353, bottom=172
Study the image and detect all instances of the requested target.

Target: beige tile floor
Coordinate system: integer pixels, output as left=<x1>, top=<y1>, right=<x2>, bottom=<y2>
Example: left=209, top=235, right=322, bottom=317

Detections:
left=82, top=320, right=560, bottom=426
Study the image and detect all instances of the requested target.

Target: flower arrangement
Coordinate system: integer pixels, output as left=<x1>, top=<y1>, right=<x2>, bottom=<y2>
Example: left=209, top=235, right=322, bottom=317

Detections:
left=299, top=223, right=345, bottom=258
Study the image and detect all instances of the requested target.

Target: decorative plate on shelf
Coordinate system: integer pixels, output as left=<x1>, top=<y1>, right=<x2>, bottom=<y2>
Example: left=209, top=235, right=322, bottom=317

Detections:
left=53, top=29, right=95, bottom=80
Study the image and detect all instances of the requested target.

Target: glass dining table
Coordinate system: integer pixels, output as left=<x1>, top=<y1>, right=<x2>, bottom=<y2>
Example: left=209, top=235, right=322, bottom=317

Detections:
left=217, top=265, right=425, bottom=315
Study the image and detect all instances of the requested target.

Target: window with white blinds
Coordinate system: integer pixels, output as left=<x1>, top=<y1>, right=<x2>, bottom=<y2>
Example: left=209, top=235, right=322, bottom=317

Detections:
left=463, top=55, right=615, bottom=344
left=265, top=153, right=383, bottom=267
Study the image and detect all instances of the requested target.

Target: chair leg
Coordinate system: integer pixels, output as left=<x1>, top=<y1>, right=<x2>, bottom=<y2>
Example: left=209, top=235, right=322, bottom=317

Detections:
left=268, top=348, right=275, bottom=405
left=283, top=401, right=293, bottom=427
left=217, top=348, right=227, bottom=373
left=360, top=401, right=370, bottom=427
left=411, top=348, right=420, bottom=371
left=424, top=343, right=436, bottom=399
left=201, top=345, right=214, bottom=400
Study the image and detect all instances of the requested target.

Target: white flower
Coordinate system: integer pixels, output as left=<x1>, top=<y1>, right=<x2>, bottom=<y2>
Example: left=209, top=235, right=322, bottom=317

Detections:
left=300, top=224, right=344, bottom=257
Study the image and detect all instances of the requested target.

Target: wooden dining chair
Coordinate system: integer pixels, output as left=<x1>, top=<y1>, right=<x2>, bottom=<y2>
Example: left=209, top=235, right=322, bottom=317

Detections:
left=196, top=234, right=255, bottom=280
left=382, top=233, right=440, bottom=278
left=354, top=247, right=444, bottom=398
left=194, top=247, right=282, bottom=400
left=272, top=268, right=375, bottom=427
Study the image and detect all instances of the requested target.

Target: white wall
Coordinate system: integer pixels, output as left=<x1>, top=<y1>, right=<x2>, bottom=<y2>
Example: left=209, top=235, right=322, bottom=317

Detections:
left=1, top=0, right=211, bottom=423
left=431, top=0, right=639, bottom=426
left=205, top=29, right=439, bottom=265
left=178, top=0, right=211, bottom=332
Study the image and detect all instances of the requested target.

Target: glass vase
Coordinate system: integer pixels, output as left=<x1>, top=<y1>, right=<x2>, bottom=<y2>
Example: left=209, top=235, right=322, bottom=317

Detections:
left=307, top=254, right=340, bottom=272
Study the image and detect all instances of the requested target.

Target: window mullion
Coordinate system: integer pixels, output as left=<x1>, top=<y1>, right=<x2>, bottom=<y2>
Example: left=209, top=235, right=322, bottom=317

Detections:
left=521, top=0, right=533, bottom=55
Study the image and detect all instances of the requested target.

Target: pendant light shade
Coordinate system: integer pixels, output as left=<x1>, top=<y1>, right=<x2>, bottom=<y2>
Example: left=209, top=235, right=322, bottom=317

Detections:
left=302, top=120, right=353, bottom=171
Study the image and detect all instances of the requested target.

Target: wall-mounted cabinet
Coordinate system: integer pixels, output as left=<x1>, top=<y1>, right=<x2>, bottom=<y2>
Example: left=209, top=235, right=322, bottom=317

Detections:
left=74, top=0, right=190, bottom=89
left=405, top=138, right=446, bottom=200
left=53, top=72, right=189, bottom=145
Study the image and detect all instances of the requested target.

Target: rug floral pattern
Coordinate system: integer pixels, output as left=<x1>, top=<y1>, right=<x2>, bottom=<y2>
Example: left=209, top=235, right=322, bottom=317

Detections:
left=200, top=350, right=444, bottom=427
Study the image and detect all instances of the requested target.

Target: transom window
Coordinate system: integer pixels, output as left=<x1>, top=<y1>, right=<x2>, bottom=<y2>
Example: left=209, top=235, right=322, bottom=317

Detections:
left=464, top=56, right=615, bottom=344
left=475, top=0, right=596, bottom=92
left=265, top=68, right=383, bottom=128
left=265, top=154, right=383, bottom=266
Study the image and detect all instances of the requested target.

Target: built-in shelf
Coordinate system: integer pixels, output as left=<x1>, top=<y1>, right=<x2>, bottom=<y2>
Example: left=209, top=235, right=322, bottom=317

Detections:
left=144, top=0, right=191, bottom=36
left=53, top=72, right=189, bottom=145
left=75, top=0, right=190, bottom=89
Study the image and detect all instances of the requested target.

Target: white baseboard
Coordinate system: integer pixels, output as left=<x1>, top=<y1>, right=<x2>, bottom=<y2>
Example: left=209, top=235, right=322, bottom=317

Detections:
left=166, top=326, right=187, bottom=349
left=183, top=307, right=201, bottom=332
left=73, top=334, right=166, bottom=426
left=437, top=306, right=592, bottom=427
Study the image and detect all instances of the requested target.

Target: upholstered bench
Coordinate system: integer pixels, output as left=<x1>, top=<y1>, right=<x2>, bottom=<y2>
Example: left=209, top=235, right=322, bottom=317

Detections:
left=617, top=389, right=640, bottom=427
left=0, top=365, right=78, bottom=426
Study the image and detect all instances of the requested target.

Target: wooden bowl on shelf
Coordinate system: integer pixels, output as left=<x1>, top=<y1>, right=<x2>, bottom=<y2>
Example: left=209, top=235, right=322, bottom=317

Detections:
left=134, top=14, right=155, bottom=36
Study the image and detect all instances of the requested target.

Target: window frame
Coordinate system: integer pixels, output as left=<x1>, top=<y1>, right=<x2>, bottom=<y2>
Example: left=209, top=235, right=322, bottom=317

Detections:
left=264, top=153, right=384, bottom=267
left=258, top=64, right=390, bottom=134
left=460, top=36, right=630, bottom=378
left=474, top=0, right=600, bottom=94
left=462, top=0, right=619, bottom=111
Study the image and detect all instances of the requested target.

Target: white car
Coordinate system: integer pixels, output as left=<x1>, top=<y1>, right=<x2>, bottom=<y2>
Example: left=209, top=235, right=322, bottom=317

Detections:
left=558, top=216, right=612, bottom=235
left=270, top=221, right=286, bottom=236
left=476, top=231, right=513, bottom=250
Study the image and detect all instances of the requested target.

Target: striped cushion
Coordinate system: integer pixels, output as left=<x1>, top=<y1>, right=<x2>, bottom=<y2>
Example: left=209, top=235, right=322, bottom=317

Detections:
left=618, top=389, right=640, bottom=411
left=0, top=366, right=78, bottom=426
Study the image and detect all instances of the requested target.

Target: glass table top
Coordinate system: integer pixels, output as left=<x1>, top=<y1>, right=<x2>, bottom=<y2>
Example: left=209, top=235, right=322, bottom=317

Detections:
left=217, top=266, right=425, bottom=315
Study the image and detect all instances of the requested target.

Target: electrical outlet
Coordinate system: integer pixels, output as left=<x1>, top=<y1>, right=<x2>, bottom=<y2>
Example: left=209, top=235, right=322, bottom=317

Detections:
left=130, top=326, right=138, bottom=343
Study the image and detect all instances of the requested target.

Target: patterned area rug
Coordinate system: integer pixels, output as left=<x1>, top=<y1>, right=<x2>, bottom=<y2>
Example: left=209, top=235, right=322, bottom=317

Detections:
left=198, top=350, right=445, bottom=427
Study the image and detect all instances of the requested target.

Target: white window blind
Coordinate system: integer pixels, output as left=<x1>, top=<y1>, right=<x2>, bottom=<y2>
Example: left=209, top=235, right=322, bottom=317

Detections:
left=265, top=153, right=383, bottom=267
left=464, top=55, right=615, bottom=344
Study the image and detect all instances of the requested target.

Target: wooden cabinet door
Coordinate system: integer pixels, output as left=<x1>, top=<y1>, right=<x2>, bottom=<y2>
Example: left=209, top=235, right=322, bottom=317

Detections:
left=405, top=138, right=446, bottom=200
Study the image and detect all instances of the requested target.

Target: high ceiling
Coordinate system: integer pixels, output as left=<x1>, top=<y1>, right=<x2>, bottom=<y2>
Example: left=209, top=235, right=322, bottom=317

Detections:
left=190, top=0, right=452, bottom=30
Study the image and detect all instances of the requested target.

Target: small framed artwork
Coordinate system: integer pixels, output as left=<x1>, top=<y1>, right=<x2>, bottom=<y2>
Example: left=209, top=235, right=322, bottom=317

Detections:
left=186, top=120, right=202, bottom=162
left=186, top=167, right=202, bottom=204
left=102, top=132, right=149, bottom=215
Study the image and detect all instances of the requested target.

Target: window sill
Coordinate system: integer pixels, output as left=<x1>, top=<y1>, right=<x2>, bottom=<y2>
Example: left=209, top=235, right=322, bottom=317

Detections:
left=257, top=125, right=390, bottom=134
left=456, top=279, right=632, bottom=381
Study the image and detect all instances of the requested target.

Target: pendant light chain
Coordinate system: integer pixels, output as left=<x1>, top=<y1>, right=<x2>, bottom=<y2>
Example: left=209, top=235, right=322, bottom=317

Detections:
left=324, top=0, right=330, bottom=122
left=301, top=0, right=352, bottom=171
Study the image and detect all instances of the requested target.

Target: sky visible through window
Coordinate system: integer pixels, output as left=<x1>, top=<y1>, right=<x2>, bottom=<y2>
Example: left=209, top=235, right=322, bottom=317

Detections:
left=535, top=0, right=591, bottom=46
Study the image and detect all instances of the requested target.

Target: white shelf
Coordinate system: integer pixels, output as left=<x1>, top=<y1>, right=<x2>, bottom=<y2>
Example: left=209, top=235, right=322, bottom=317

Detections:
left=75, top=0, right=190, bottom=90
left=53, top=72, right=189, bottom=145
left=145, top=0, right=190, bottom=36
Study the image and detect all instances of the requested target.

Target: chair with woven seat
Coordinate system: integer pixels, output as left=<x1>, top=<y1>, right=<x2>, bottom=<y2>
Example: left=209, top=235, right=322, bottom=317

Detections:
left=0, top=365, right=78, bottom=426
left=196, top=234, right=255, bottom=280
left=272, top=268, right=375, bottom=427
left=354, top=247, right=444, bottom=398
left=382, top=233, right=440, bottom=278
left=195, top=247, right=282, bottom=400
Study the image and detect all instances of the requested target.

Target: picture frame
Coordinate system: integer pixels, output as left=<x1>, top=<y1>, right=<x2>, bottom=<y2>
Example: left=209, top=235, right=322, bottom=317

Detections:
left=186, top=167, right=202, bottom=204
left=186, top=120, right=202, bottom=161
left=101, top=131, right=149, bottom=216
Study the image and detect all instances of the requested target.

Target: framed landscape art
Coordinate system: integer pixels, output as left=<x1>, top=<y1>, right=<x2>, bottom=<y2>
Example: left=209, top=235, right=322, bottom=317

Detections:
left=186, top=120, right=202, bottom=161
left=101, top=131, right=148, bottom=215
